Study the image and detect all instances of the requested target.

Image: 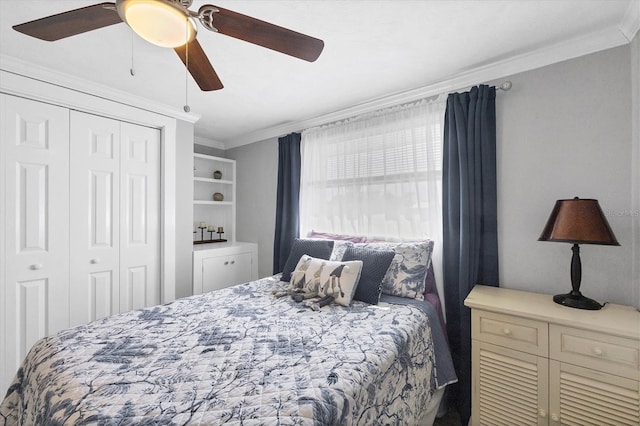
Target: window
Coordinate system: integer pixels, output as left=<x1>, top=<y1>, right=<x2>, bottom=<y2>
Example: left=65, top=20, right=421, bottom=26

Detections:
left=300, top=96, right=445, bottom=242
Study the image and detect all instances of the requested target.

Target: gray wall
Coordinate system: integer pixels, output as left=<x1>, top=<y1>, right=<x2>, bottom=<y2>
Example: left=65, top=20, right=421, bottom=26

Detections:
left=224, top=43, right=638, bottom=307
left=226, top=137, right=278, bottom=279
left=175, top=120, right=195, bottom=299
left=491, top=44, right=635, bottom=307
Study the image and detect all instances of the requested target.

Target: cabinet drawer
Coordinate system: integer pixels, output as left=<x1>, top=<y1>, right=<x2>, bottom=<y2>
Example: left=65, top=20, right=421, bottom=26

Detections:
left=550, top=325, right=640, bottom=380
left=472, top=310, right=548, bottom=356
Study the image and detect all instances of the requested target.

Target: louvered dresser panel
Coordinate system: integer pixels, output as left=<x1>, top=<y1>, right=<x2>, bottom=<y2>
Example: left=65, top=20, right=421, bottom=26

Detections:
left=549, top=360, right=639, bottom=425
left=474, top=341, right=548, bottom=426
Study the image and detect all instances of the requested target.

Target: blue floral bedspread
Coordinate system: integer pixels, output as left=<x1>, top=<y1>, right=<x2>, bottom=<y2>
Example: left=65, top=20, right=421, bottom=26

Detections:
left=1, top=275, right=450, bottom=425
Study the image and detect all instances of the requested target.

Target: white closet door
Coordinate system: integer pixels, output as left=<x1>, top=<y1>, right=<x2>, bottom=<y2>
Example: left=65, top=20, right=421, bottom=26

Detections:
left=1, top=94, right=70, bottom=389
left=119, top=122, right=161, bottom=311
left=69, top=111, right=121, bottom=326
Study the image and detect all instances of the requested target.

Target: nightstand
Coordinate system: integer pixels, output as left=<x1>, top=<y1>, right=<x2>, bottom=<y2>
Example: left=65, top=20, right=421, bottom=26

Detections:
left=465, top=285, right=640, bottom=425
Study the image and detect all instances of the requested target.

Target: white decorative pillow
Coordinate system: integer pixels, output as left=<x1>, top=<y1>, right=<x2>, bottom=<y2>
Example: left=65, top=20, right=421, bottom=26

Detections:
left=291, top=255, right=363, bottom=306
left=354, top=240, right=434, bottom=300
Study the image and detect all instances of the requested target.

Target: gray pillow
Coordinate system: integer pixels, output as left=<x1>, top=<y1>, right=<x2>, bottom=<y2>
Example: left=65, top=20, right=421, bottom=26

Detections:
left=280, top=239, right=334, bottom=282
left=342, top=246, right=395, bottom=305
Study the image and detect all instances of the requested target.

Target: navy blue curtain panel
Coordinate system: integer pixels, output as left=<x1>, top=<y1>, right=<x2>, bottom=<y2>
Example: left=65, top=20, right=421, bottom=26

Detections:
left=442, top=85, right=499, bottom=424
left=273, top=133, right=302, bottom=275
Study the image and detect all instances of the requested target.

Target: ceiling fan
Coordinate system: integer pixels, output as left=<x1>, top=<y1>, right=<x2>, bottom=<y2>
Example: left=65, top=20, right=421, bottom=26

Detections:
left=12, top=0, right=325, bottom=91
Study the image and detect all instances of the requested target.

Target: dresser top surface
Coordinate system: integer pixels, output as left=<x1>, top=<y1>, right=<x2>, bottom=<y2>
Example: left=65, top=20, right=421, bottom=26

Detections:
left=465, top=285, right=640, bottom=340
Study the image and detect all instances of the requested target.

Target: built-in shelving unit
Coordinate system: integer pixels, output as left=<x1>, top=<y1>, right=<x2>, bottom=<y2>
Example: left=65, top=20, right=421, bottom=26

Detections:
left=192, top=153, right=259, bottom=293
left=193, top=153, right=236, bottom=243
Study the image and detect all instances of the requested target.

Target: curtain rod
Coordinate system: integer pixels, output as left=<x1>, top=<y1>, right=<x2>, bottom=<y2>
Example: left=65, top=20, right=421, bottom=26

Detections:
left=495, top=81, right=513, bottom=92
left=303, top=80, right=513, bottom=135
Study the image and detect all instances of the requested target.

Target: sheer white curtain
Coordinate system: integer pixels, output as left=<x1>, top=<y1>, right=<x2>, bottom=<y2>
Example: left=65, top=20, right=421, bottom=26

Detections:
left=300, top=95, right=446, bottom=306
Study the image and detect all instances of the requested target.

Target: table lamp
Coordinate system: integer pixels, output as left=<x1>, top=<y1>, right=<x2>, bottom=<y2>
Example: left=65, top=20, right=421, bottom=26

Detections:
left=538, top=197, right=619, bottom=310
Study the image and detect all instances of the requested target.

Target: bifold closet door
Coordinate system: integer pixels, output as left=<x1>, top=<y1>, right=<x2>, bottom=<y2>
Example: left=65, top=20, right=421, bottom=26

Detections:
left=119, top=122, right=161, bottom=312
left=1, top=94, right=70, bottom=390
left=69, top=112, right=160, bottom=326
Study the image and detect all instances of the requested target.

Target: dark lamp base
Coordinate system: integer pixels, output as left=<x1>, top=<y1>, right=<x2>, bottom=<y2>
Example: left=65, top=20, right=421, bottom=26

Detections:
left=553, top=291, right=603, bottom=310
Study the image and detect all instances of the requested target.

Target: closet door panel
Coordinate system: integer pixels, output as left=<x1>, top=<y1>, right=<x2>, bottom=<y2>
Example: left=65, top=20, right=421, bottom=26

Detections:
left=120, top=122, right=161, bottom=310
left=70, top=111, right=121, bottom=326
left=1, top=95, right=70, bottom=392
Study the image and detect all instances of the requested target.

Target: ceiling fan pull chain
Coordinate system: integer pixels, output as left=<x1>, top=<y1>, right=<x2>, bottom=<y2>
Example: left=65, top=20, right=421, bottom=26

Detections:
left=130, top=29, right=136, bottom=76
left=184, top=23, right=190, bottom=113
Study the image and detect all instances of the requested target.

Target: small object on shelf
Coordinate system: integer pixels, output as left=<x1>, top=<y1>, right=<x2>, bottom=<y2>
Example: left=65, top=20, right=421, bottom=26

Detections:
left=213, top=170, right=222, bottom=179
left=213, top=192, right=224, bottom=201
left=193, top=224, right=227, bottom=245
left=197, top=223, right=207, bottom=242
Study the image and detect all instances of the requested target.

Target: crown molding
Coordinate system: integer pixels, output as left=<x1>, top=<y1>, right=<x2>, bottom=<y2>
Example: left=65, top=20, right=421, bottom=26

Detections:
left=224, top=23, right=634, bottom=149
left=194, top=136, right=226, bottom=150
left=0, top=54, right=201, bottom=124
left=620, top=0, right=640, bottom=42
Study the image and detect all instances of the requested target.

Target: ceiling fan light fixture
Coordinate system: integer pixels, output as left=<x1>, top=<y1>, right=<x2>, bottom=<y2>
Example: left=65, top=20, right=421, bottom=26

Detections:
left=117, top=0, right=196, bottom=48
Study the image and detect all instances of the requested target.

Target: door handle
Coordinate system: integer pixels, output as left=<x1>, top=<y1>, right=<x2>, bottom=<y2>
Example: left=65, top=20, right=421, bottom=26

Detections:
left=90, top=258, right=101, bottom=264
left=30, top=263, right=43, bottom=270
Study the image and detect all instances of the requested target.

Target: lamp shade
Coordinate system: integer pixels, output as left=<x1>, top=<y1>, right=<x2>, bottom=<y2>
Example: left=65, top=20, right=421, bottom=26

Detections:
left=538, top=198, right=619, bottom=245
left=117, top=0, right=196, bottom=48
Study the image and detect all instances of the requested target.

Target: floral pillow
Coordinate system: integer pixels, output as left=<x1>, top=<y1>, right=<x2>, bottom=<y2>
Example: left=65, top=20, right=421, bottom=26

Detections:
left=354, top=240, right=434, bottom=300
left=329, top=240, right=354, bottom=261
left=291, top=255, right=363, bottom=306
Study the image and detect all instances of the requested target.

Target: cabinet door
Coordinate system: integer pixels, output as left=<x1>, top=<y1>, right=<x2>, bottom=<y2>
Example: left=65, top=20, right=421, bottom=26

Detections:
left=1, top=95, right=70, bottom=392
left=69, top=112, right=121, bottom=326
left=202, top=252, right=252, bottom=293
left=549, top=360, right=639, bottom=425
left=472, top=341, right=548, bottom=426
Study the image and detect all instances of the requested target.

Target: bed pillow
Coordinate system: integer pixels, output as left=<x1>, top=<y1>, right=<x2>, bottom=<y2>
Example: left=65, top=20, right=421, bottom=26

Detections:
left=342, top=246, right=396, bottom=305
left=291, top=254, right=363, bottom=306
left=329, top=240, right=354, bottom=261
left=280, top=239, right=334, bottom=282
left=355, top=240, right=434, bottom=300
left=307, top=230, right=368, bottom=243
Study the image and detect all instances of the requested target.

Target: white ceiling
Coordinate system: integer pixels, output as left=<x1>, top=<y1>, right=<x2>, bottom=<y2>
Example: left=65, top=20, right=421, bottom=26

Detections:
left=0, top=1, right=638, bottom=148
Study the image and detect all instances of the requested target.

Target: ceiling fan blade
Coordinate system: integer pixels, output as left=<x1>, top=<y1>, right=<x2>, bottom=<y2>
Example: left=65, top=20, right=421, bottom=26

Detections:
left=13, top=2, right=121, bottom=42
left=201, top=5, right=324, bottom=62
left=175, top=39, right=224, bottom=91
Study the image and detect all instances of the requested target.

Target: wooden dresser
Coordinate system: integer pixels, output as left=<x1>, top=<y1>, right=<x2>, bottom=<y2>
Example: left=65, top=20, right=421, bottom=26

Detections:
left=465, top=285, right=640, bottom=425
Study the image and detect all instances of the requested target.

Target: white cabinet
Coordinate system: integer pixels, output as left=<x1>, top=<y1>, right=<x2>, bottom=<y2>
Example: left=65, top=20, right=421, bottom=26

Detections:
left=193, top=243, right=258, bottom=294
left=466, top=285, right=640, bottom=426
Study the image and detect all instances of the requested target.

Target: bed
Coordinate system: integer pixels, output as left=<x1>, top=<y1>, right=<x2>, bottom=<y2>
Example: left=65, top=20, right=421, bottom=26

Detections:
left=1, top=239, right=456, bottom=425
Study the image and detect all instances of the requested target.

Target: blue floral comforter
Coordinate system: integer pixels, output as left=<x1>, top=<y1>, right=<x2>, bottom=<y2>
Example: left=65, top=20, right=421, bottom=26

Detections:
left=1, top=275, right=452, bottom=425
